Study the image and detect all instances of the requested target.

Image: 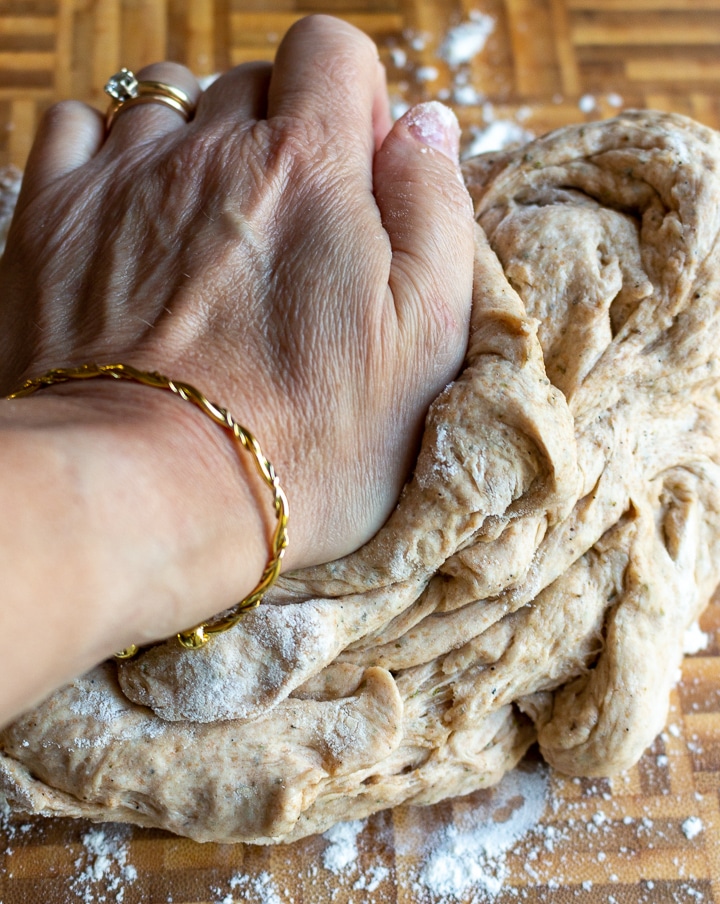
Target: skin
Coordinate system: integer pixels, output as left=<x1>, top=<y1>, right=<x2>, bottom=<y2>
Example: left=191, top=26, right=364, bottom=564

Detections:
left=0, top=15, right=474, bottom=727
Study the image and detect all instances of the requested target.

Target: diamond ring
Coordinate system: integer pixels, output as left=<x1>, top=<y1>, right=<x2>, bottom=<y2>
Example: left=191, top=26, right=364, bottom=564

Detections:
left=104, top=68, right=195, bottom=128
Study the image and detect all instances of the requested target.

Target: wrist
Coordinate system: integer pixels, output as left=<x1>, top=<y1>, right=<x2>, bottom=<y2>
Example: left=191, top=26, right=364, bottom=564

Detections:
left=0, top=375, right=271, bottom=679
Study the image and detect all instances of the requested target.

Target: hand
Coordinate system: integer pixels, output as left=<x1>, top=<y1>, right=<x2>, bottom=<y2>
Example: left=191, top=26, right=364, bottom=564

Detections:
left=0, top=15, right=473, bottom=645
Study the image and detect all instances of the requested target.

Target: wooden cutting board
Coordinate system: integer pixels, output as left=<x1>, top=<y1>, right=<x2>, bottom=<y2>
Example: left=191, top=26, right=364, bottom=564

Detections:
left=2, top=2, right=720, bottom=902
left=2, top=0, right=720, bottom=168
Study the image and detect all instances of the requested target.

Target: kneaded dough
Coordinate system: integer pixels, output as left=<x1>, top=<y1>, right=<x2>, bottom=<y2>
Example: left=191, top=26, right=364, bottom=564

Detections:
left=3, top=111, right=720, bottom=844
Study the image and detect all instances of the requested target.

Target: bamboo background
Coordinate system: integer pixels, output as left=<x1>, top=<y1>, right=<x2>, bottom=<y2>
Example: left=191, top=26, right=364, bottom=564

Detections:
left=2, top=1, right=720, bottom=902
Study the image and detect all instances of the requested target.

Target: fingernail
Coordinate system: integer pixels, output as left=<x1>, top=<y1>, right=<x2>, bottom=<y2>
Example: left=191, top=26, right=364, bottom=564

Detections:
left=405, top=101, right=460, bottom=162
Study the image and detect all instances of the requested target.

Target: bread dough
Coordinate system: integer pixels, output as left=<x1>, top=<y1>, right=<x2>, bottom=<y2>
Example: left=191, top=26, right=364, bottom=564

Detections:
left=2, top=111, right=720, bottom=844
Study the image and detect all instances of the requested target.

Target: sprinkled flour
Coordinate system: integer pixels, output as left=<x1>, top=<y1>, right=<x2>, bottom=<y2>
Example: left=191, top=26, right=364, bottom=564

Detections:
left=683, top=621, right=710, bottom=655
left=462, top=120, right=535, bottom=157
left=322, top=818, right=366, bottom=872
left=416, top=765, right=549, bottom=900
left=70, top=827, right=137, bottom=903
left=681, top=816, right=704, bottom=840
left=226, top=871, right=283, bottom=904
left=353, top=865, right=390, bottom=892
left=315, top=764, right=550, bottom=903
left=438, top=14, right=495, bottom=67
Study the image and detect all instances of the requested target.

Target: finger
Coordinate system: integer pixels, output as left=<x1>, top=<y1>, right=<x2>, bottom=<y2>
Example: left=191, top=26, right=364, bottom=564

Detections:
left=104, top=62, right=201, bottom=149
left=267, top=15, right=381, bottom=166
left=17, top=100, right=104, bottom=205
left=374, top=102, right=474, bottom=356
left=194, top=61, right=272, bottom=124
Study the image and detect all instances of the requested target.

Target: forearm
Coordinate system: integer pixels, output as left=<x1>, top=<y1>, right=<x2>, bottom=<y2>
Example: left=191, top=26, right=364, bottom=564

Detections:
left=0, top=383, right=268, bottom=726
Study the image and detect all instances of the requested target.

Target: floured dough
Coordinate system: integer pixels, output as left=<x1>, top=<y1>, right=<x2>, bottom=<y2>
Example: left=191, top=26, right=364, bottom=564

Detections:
left=2, top=111, right=720, bottom=844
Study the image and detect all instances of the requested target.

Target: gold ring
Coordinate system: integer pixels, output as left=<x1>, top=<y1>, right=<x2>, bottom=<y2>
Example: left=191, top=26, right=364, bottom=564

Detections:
left=104, top=68, right=195, bottom=128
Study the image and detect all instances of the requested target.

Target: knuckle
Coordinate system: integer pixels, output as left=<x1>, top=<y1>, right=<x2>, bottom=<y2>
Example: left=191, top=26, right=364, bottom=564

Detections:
left=40, top=99, right=88, bottom=129
left=289, top=13, right=378, bottom=56
left=264, top=118, right=342, bottom=192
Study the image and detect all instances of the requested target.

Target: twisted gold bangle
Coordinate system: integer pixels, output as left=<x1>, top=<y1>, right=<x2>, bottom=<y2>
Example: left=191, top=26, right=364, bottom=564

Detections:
left=7, top=362, right=289, bottom=659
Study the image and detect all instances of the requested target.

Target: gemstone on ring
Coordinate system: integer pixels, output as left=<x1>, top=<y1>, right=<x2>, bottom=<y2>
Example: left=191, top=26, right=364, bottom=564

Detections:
left=104, top=68, right=138, bottom=102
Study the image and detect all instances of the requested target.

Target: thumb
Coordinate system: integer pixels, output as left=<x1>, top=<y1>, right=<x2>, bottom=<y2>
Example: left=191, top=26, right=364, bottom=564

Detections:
left=373, top=102, right=474, bottom=353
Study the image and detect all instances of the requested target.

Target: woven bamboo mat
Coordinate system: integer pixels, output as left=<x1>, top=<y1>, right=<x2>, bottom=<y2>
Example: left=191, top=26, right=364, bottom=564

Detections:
left=2, top=2, right=720, bottom=902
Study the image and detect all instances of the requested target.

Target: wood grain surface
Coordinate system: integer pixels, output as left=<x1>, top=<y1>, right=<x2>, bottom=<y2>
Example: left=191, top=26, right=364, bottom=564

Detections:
left=2, top=2, right=720, bottom=903
left=2, top=0, right=720, bottom=168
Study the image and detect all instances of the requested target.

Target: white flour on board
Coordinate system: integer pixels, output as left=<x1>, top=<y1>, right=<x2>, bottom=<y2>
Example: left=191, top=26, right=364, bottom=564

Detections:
left=69, top=827, right=138, bottom=904
left=318, top=764, right=550, bottom=902
left=225, top=871, right=284, bottom=904
left=438, top=13, right=495, bottom=67
left=322, top=818, right=367, bottom=872
left=414, top=766, right=549, bottom=900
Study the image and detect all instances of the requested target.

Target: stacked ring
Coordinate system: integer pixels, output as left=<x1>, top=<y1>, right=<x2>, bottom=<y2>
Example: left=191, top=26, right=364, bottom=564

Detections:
left=104, top=68, right=195, bottom=128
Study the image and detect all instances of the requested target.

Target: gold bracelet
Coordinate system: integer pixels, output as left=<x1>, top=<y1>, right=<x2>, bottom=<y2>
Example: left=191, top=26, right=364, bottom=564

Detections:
left=7, top=362, right=289, bottom=659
